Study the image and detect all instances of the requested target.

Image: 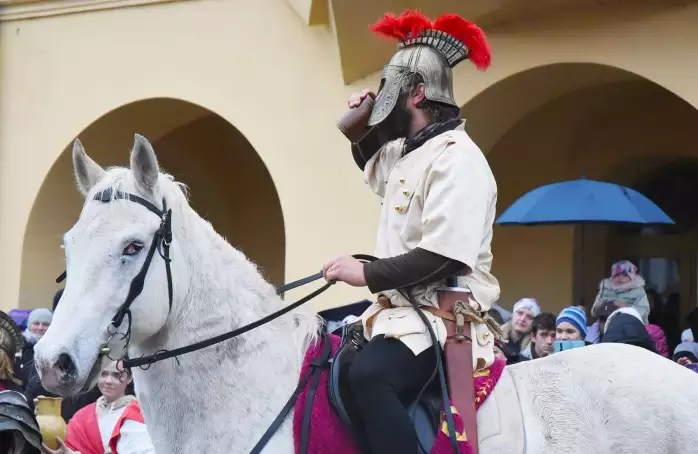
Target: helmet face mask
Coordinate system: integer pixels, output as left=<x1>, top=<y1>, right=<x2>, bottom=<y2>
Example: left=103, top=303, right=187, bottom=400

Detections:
left=367, top=45, right=457, bottom=129
left=368, top=63, right=410, bottom=127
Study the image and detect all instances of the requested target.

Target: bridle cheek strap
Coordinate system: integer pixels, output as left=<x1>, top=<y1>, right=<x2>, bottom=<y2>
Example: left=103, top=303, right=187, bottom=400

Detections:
left=57, top=188, right=174, bottom=331
left=99, top=189, right=174, bottom=330
left=111, top=223, right=163, bottom=327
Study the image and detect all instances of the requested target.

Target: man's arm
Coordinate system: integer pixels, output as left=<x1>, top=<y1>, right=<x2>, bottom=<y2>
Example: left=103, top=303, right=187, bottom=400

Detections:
left=363, top=248, right=468, bottom=293
left=418, top=144, right=490, bottom=271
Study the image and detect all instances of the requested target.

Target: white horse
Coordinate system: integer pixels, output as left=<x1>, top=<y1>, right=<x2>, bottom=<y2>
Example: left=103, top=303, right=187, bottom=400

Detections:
left=35, top=135, right=698, bottom=454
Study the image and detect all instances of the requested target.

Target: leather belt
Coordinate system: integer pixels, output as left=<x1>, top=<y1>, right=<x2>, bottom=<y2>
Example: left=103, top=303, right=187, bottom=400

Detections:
left=421, top=306, right=458, bottom=322
left=375, top=294, right=474, bottom=323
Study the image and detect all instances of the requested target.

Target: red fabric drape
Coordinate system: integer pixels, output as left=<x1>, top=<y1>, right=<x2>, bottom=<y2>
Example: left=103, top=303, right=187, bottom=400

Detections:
left=64, top=403, right=103, bottom=454
left=108, top=400, right=145, bottom=453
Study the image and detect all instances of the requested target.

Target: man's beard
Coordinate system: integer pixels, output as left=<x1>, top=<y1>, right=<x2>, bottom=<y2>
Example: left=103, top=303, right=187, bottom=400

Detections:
left=377, top=93, right=412, bottom=143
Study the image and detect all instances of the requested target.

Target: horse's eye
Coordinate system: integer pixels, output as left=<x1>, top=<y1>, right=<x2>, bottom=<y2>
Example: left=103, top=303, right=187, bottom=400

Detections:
left=122, top=242, right=144, bottom=256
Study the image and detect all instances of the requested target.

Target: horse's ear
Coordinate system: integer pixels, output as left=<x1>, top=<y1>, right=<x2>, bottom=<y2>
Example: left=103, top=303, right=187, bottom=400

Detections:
left=72, top=139, right=105, bottom=197
left=130, top=134, right=159, bottom=194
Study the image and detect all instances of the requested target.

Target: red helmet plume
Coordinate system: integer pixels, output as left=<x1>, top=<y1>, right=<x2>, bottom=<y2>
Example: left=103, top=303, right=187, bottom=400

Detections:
left=369, top=9, right=491, bottom=70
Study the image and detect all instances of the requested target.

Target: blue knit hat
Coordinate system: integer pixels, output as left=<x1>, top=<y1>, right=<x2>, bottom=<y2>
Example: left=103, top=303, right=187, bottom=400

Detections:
left=556, top=306, right=587, bottom=337
left=27, top=308, right=53, bottom=326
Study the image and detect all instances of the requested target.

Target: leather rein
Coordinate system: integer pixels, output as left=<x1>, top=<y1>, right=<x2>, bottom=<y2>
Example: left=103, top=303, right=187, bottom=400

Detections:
left=57, top=188, right=463, bottom=454
left=56, top=188, right=375, bottom=371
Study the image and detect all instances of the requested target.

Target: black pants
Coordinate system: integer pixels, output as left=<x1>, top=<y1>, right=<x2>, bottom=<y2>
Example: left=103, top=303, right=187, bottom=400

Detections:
left=348, top=335, right=438, bottom=454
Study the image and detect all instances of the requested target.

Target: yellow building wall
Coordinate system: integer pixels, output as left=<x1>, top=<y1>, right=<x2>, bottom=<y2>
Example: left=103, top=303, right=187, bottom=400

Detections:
left=3, top=0, right=698, bottom=313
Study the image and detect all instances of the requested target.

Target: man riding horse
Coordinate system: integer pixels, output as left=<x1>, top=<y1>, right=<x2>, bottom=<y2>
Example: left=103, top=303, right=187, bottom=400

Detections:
left=323, top=9, right=499, bottom=454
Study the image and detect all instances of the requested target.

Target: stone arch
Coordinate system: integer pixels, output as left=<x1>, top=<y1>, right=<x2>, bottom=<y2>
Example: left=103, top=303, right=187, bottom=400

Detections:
left=461, top=62, right=698, bottom=314
left=461, top=62, right=650, bottom=155
left=19, top=98, right=285, bottom=309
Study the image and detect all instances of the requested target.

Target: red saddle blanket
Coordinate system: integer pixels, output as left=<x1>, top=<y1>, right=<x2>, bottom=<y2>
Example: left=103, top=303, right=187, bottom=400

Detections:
left=292, top=334, right=505, bottom=454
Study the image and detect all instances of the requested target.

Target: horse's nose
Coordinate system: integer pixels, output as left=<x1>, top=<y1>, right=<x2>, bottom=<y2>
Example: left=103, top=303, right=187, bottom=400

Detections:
left=56, top=352, right=77, bottom=376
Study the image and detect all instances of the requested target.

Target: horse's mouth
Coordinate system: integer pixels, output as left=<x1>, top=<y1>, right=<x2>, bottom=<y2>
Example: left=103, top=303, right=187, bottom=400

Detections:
left=43, top=353, right=104, bottom=395
left=41, top=370, right=82, bottom=397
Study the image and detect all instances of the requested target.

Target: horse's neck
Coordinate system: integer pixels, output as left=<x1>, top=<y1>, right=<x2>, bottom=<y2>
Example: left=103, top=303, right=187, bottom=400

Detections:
left=131, top=208, right=309, bottom=450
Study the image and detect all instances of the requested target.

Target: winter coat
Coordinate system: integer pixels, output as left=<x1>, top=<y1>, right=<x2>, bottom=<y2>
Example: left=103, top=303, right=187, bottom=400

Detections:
left=501, top=321, right=532, bottom=364
left=592, top=275, right=650, bottom=324
left=601, top=310, right=656, bottom=353
left=646, top=324, right=669, bottom=358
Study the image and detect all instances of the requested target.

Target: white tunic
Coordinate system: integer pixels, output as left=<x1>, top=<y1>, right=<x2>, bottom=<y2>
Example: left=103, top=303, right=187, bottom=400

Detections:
left=94, top=396, right=155, bottom=454
left=360, top=121, right=500, bottom=370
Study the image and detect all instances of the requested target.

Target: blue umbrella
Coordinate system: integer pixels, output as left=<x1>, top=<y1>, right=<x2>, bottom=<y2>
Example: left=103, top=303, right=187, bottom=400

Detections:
left=496, top=178, right=674, bottom=307
left=496, top=178, right=674, bottom=226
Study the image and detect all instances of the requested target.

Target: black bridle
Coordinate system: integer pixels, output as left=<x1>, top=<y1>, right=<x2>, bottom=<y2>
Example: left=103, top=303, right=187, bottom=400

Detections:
left=56, top=188, right=364, bottom=370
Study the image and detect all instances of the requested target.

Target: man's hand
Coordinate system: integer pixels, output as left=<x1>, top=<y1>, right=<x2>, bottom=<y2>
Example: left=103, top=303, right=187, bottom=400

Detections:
left=348, top=89, right=374, bottom=109
left=322, top=256, right=367, bottom=287
left=42, top=438, right=75, bottom=454
left=678, top=357, right=693, bottom=367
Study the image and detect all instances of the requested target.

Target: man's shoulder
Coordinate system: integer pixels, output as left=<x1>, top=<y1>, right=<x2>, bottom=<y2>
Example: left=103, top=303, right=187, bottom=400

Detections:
left=432, top=129, right=488, bottom=164
left=428, top=131, right=495, bottom=185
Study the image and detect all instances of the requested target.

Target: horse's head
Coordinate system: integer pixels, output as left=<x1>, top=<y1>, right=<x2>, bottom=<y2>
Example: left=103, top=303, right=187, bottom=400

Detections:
left=35, top=134, right=189, bottom=395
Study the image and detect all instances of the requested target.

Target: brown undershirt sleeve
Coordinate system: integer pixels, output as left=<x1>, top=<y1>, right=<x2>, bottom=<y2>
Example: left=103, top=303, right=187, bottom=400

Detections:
left=363, top=247, right=468, bottom=294
left=351, top=144, right=369, bottom=171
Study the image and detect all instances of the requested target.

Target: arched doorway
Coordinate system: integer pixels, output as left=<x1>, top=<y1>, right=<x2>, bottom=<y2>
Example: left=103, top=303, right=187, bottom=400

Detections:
left=461, top=62, right=698, bottom=314
left=19, top=98, right=285, bottom=309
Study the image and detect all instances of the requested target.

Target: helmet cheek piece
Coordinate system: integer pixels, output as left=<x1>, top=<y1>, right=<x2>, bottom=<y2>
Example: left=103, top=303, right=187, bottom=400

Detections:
left=0, top=391, right=43, bottom=452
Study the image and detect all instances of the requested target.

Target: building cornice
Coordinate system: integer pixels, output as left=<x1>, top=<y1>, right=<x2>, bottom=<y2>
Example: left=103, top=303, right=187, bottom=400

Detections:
left=0, top=0, right=190, bottom=22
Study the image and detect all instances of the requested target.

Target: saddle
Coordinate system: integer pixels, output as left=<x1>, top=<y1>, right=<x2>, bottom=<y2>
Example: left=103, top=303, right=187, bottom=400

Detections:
left=327, top=320, right=442, bottom=453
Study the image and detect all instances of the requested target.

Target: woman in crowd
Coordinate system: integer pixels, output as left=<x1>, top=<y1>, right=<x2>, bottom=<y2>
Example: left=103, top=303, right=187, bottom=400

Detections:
left=16, top=307, right=52, bottom=387
left=44, top=360, right=155, bottom=454
left=501, top=298, right=540, bottom=364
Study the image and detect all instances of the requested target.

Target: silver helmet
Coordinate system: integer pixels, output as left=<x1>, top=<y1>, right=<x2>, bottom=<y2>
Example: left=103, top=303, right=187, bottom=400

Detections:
left=367, top=10, right=491, bottom=127
left=0, top=311, right=22, bottom=359
left=0, top=391, right=42, bottom=454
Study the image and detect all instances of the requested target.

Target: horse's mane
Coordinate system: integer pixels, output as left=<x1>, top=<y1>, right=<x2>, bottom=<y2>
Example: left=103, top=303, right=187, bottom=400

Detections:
left=82, top=166, right=321, bottom=366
